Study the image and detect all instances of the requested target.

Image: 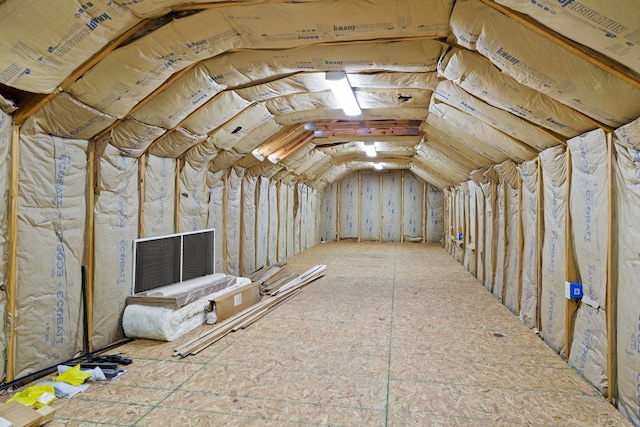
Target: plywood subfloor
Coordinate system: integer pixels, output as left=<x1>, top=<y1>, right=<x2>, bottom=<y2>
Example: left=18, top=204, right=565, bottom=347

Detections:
left=5, top=242, right=631, bottom=426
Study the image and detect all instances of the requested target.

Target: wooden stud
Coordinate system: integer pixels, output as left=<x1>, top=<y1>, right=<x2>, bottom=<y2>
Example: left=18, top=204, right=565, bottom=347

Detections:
left=138, top=153, right=147, bottom=238
left=565, top=148, right=578, bottom=361
left=401, top=170, right=405, bottom=243
left=14, top=20, right=150, bottom=126
left=174, top=158, right=182, bottom=233
left=606, top=131, right=615, bottom=402
left=536, top=159, right=543, bottom=332
left=480, top=0, right=640, bottom=91
left=6, top=124, right=20, bottom=382
left=86, top=142, right=96, bottom=352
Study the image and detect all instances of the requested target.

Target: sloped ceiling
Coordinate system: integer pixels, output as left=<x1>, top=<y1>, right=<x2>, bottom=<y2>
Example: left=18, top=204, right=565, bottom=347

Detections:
left=1, top=0, right=639, bottom=189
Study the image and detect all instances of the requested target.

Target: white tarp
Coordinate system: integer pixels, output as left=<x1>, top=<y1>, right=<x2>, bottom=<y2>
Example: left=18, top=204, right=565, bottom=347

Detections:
left=179, top=162, right=209, bottom=232
left=225, top=167, right=243, bottom=276
left=0, top=1, right=140, bottom=93
left=450, top=0, right=640, bottom=128
left=539, top=146, right=567, bottom=355
left=360, top=171, right=381, bottom=241
left=92, top=142, right=138, bottom=349
left=241, top=175, right=257, bottom=276
left=381, top=170, right=402, bottom=242
left=144, top=155, right=175, bottom=238
left=519, top=159, right=539, bottom=330
left=14, top=123, right=86, bottom=377
left=426, top=183, right=443, bottom=243
left=403, top=172, right=424, bottom=241
left=567, top=129, right=608, bottom=393
left=613, top=118, right=640, bottom=425
left=438, top=47, right=595, bottom=138
left=267, top=180, right=278, bottom=264
left=338, top=173, right=359, bottom=239
left=321, top=183, right=338, bottom=242
left=256, top=177, right=269, bottom=269
left=0, top=112, right=10, bottom=380
left=496, top=0, right=640, bottom=74
left=206, top=170, right=225, bottom=275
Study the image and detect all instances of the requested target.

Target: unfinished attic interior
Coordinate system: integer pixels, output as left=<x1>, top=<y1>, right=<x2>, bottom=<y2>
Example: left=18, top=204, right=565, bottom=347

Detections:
left=1, top=0, right=640, bottom=425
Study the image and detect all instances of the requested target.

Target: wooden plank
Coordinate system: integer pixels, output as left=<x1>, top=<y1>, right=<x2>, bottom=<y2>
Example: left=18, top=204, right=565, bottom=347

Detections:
left=606, top=131, right=615, bottom=401
left=6, top=125, right=20, bottom=382
left=565, top=148, right=578, bottom=361
left=138, top=152, right=146, bottom=238
left=0, top=401, right=44, bottom=427
left=480, top=0, right=640, bottom=91
left=263, top=273, right=298, bottom=294
left=86, top=141, right=96, bottom=351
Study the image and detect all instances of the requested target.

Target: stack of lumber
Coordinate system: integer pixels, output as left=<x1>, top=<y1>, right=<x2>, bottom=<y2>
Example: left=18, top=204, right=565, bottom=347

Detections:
left=173, top=264, right=326, bottom=358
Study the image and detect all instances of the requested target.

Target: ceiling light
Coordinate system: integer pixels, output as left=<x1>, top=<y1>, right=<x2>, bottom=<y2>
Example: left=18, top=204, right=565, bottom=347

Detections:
left=364, top=141, right=377, bottom=157
left=251, top=149, right=264, bottom=161
left=326, top=71, right=361, bottom=116
left=373, top=163, right=383, bottom=170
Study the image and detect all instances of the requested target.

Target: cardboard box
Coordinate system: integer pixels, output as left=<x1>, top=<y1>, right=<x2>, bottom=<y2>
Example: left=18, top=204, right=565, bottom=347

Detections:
left=209, top=282, right=261, bottom=322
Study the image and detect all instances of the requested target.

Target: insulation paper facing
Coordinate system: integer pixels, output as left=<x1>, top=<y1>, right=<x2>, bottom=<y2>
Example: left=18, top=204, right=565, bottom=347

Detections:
left=241, top=175, right=257, bottom=276
left=567, top=129, right=608, bottom=393
left=179, top=162, right=210, bottom=232
left=93, top=143, right=139, bottom=349
left=225, top=167, right=243, bottom=276
left=16, top=125, right=87, bottom=378
left=339, top=174, right=359, bottom=239
left=0, top=112, right=9, bottom=380
left=613, top=118, right=640, bottom=425
left=426, top=183, right=443, bottom=243
left=539, top=146, right=567, bottom=355
left=277, top=183, right=287, bottom=262
left=144, top=155, right=176, bottom=238
left=518, top=159, right=539, bottom=330
left=381, top=170, right=402, bottom=242
left=360, top=171, right=381, bottom=242
left=206, top=170, right=225, bottom=275
left=267, top=180, right=279, bottom=264
left=256, top=177, right=269, bottom=269
left=321, top=183, right=338, bottom=242
left=403, top=172, right=424, bottom=241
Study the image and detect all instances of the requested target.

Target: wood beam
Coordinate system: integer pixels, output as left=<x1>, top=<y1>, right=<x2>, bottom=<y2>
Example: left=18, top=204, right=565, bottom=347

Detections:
left=480, top=1, right=640, bottom=90
left=6, top=124, right=20, bottom=382
left=14, top=20, right=150, bottom=126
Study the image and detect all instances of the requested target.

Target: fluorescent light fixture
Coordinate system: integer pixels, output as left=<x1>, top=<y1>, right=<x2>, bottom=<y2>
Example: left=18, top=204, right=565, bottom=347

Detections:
left=267, top=153, right=279, bottom=164
left=326, top=71, right=361, bottom=116
left=364, top=142, right=377, bottom=157
left=251, top=149, right=264, bottom=161
left=304, top=123, right=316, bottom=130
left=373, top=162, right=383, bottom=170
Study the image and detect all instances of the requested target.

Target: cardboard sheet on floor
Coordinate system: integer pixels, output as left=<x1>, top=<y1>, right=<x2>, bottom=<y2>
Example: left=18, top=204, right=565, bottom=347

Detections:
left=539, top=146, right=567, bottom=355
left=225, top=167, right=243, bottom=276
left=206, top=170, right=225, bottom=274
left=612, top=118, right=640, bottom=425
left=92, top=142, right=139, bottom=349
left=519, top=159, right=538, bottom=330
left=567, top=129, right=608, bottom=393
left=144, top=155, right=175, bottom=238
left=15, top=122, right=87, bottom=378
left=0, top=111, right=10, bottom=381
left=449, top=0, right=640, bottom=128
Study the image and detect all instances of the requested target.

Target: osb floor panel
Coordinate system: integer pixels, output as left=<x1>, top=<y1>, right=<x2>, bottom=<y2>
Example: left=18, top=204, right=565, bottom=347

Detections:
left=5, top=242, right=631, bottom=426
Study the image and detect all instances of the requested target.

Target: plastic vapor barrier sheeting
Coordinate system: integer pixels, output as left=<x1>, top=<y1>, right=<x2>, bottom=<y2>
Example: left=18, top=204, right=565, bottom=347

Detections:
left=225, top=167, right=243, bottom=276
left=0, top=112, right=10, bottom=379
left=268, top=180, right=278, bottom=264
left=381, top=170, right=401, bottom=242
left=426, top=183, right=443, bottom=243
left=256, top=177, right=269, bottom=269
left=403, top=172, right=424, bottom=241
left=339, top=174, right=359, bottom=239
left=360, top=171, right=381, bottom=241
left=539, top=146, right=567, bottom=355
left=277, top=183, right=287, bottom=262
left=14, top=125, right=86, bottom=377
left=179, top=162, right=209, bottom=232
left=321, top=183, right=338, bottom=242
left=93, top=143, right=138, bottom=350
left=241, top=175, right=257, bottom=276
left=144, top=155, right=175, bottom=238
left=207, top=170, right=225, bottom=274
left=567, top=129, right=608, bottom=393
left=613, top=118, right=640, bottom=425
left=519, top=159, right=538, bottom=330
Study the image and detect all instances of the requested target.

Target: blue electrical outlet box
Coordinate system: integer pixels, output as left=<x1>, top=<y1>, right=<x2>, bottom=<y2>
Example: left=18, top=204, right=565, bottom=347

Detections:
left=458, top=233, right=463, bottom=240
left=565, top=281, right=583, bottom=299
